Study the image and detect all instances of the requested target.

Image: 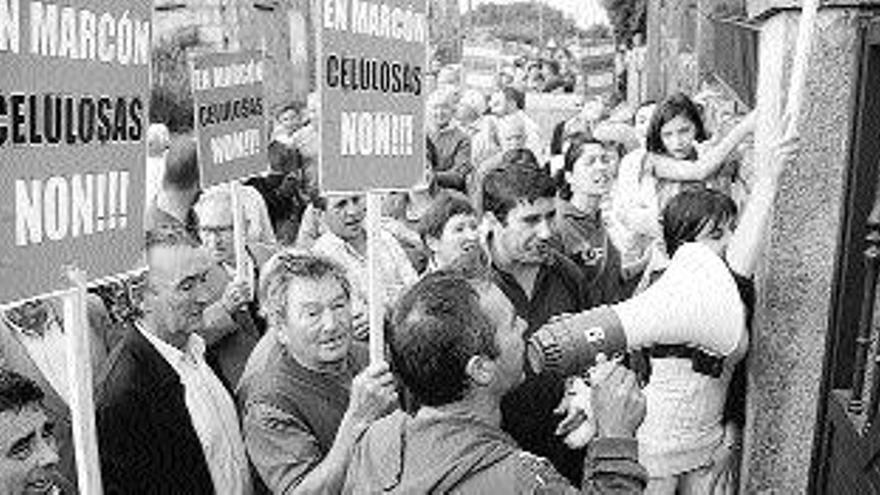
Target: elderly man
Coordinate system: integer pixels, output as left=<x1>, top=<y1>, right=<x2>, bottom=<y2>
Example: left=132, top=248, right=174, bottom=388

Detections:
left=238, top=252, right=398, bottom=494
left=96, top=230, right=251, bottom=494
left=426, top=88, right=472, bottom=192
left=487, top=86, right=543, bottom=161
left=194, top=187, right=277, bottom=390
left=0, top=370, right=72, bottom=495
left=342, top=268, right=647, bottom=493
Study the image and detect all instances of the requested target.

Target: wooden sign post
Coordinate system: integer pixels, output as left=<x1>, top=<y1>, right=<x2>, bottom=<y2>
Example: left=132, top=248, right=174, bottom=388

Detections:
left=64, top=268, right=103, bottom=495
left=316, top=0, right=430, bottom=364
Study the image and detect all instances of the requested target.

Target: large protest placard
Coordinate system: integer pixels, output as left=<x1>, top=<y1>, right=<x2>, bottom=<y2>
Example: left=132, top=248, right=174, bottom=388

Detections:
left=192, top=50, right=268, bottom=187
left=0, top=0, right=150, bottom=304
left=317, top=0, right=428, bottom=192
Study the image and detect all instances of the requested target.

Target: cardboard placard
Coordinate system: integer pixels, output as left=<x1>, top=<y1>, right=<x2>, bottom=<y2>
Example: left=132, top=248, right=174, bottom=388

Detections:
left=317, top=0, right=428, bottom=193
left=0, top=0, right=150, bottom=305
left=191, top=50, right=268, bottom=187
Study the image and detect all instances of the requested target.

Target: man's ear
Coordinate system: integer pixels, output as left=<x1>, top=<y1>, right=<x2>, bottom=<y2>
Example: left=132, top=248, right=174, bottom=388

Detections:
left=465, top=355, right=496, bottom=387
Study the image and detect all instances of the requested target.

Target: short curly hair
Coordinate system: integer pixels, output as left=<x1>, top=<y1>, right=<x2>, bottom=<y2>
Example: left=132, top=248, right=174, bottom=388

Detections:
left=390, top=265, right=498, bottom=407
left=0, top=370, right=44, bottom=414
left=259, top=251, right=352, bottom=331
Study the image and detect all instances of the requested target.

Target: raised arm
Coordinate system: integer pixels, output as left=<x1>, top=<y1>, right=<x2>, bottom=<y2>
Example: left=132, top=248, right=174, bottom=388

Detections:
left=650, top=110, right=757, bottom=182
left=725, top=128, right=800, bottom=277
left=244, top=361, right=398, bottom=495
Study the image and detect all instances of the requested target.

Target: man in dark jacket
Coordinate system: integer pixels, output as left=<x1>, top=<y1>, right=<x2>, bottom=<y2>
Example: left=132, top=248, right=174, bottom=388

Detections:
left=95, top=229, right=251, bottom=494
left=342, top=268, right=647, bottom=493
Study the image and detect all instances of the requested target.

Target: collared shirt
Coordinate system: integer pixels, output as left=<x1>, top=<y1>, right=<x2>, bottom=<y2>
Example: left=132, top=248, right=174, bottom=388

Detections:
left=482, top=231, right=587, bottom=337
left=483, top=231, right=591, bottom=485
left=139, top=325, right=252, bottom=495
left=312, top=228, right=418, bottom=315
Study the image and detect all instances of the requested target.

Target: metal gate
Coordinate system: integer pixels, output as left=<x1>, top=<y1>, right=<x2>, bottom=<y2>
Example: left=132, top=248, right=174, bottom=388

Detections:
left=810, top=18, right=880, bottom=495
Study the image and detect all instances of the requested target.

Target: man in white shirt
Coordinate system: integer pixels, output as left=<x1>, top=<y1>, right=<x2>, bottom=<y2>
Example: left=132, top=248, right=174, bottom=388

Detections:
left=95, top=229, right=252, bottom=494
left=312, top=194, right=418, bottom=339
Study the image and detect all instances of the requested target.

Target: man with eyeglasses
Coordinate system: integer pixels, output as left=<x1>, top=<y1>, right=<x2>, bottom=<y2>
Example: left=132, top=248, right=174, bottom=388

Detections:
left=0, top=369, right=72, bottom=494
left=194, top=187, right=277, bottom=391
left=238, top=252, right=398, bottom=495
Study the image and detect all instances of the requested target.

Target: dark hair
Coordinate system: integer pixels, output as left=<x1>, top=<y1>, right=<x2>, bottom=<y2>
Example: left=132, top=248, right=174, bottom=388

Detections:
left=662, top=188, right=738, bottom=256
left=645, top=92, right=708, bottom=156
left=482, top=163, right=556, bottom=223
left=501, top=86, right=525, bottom=111
left=268, top=140, right=303, bottom=175
left=637, top=99, right=657, bottom=111
left=389, top=270, right=498, bottom=407
left=426, top=136, right=438, bottom=171
left=555, top=133, right=606, bottom=201
left=0, top=369, right=44, bottom=414
left=543, top=59, right=560, bottom=75
left=162, top=137, right=200, bottom=191
left=500, top=148, right=539, bottom=169
left=276, top=101, right=305, bottom=118
left=418, top=190, right=476, bottom=242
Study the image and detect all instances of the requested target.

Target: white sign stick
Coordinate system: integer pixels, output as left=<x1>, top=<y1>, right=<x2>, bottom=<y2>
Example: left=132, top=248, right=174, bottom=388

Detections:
left=784, top=0, right=821, bottom=139
left=63, top=267, right=103, bottom=495
left=230, top=181, right=252, bottom=298
left=366, top=191, right=385, bottom=364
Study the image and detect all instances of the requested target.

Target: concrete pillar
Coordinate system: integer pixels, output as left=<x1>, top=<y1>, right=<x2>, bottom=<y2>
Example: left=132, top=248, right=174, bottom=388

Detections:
left=742, top=7, right=860, bottom=493
left=645, top=0, right=664, bottom=99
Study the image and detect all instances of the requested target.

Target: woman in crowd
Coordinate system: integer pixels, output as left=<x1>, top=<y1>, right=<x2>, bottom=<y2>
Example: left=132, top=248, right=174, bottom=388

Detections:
left=636, top=123, right=799, bottom=494
left=611, top=92, right=756, bottom=287
left=416, top=189, right=480, bottom=273
left=554, top=133, right=640, bottom=305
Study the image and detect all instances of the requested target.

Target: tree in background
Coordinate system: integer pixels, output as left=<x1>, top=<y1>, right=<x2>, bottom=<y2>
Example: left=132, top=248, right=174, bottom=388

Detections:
left=150, top=28, right=200, bottom=135
left=601, top=0, right=646, bottom=48
left=464, top=1, right=585, bottom=46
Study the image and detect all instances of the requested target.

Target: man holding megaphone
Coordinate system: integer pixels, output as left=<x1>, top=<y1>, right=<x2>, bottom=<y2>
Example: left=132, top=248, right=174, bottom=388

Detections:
left=528, top=126, right=799, bottom=493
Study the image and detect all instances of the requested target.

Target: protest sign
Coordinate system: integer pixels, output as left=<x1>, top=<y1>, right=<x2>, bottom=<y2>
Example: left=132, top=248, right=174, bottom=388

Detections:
left=0, top=0, right=150, bottom=304
left=317, top=0, right=428, bottom=192
left=191, top=50, right=268, bottom=187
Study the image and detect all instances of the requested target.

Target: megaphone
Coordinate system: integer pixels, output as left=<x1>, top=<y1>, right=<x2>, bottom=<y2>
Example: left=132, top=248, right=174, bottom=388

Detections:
left=527, top=242, right=745, bottom=376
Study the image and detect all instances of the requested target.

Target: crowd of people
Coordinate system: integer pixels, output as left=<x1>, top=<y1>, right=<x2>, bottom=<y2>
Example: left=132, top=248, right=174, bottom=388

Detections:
left=0, top=66, right=799, bottom=494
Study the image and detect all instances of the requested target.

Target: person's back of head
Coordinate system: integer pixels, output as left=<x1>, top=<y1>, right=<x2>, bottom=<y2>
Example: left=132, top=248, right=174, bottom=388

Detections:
left=267, top=140, right=302, bottom=176
left=162, top=137, right=200, bottom=192
left=389, top=267, right=498, bottom=407
left=482, top=162, right=556, bottom=221
left=662, top=188, right=737, bottom=257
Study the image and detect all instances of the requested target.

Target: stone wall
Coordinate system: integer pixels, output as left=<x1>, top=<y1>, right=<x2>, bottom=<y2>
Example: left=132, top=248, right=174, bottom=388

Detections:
left=741, top=7, right=861, bottom=493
